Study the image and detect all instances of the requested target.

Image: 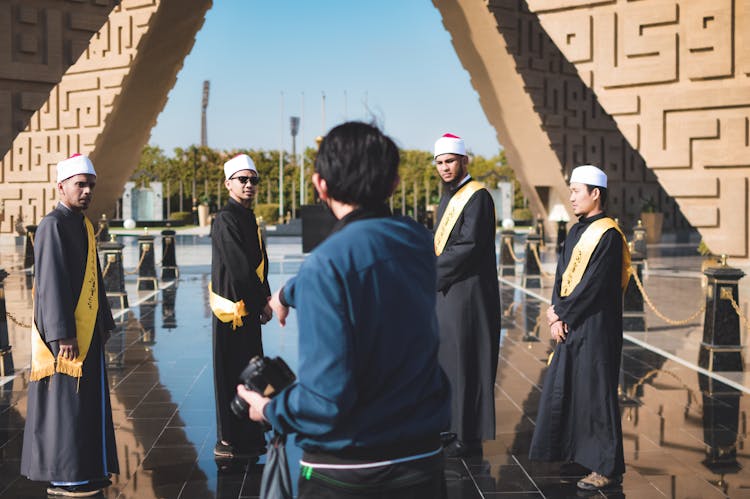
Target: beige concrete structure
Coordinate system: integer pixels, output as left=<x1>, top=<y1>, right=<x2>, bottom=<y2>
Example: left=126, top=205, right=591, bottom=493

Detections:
left=0, top=0, right=119, bottom=163
left=0, top=0, right=212, bottom=231
left=0, top=0, right=748, bottom=258
left=434, top=0, right=749, bottom=257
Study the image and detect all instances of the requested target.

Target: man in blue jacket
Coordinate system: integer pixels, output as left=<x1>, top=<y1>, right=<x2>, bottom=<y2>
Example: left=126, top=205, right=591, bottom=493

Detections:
left=237, top=121, right=451, bottom=498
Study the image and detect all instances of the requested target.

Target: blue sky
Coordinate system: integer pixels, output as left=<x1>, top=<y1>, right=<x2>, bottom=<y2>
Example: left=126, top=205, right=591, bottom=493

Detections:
left=149, top=0, right=501, bottom=158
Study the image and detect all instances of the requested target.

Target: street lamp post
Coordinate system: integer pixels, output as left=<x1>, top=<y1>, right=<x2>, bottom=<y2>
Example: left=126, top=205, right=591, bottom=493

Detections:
left=183, top=147, right=206, bottom=226
left=290, top=116, right=300, bottom=219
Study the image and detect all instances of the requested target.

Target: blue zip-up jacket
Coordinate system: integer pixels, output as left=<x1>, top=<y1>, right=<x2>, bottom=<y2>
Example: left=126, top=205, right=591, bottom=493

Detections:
left=264, top=215, right=450, bottom=452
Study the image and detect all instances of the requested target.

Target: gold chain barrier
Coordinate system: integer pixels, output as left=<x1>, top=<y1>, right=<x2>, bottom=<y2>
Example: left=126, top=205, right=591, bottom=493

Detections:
left=124, top=247, right=149, bottom=275
left=159, top=237, right=171, bottom=265
left=629, top=267, right=705, bottom=326
left=530, top=245, right=555, bottom=279
left=6, top=311, right=30, bottom=328
left=725, top=294, right=750, bottom=332
left=504, top=238, right=524, bottom=263
left=101, top=258, right=114, bottom=278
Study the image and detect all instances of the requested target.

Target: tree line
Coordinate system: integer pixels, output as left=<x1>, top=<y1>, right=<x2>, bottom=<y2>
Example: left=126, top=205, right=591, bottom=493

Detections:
left=133, top=144, right=525, bottom=224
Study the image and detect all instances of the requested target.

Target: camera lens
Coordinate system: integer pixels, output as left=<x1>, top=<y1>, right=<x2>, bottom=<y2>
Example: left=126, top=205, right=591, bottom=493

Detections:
left=230, top=394, right=249, bottom=419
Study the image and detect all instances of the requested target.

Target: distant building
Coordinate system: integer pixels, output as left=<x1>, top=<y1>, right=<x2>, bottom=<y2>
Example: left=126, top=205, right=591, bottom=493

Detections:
left=122, top=182, right=163, bottom=221
left=477, top=171, right=513, bottom=223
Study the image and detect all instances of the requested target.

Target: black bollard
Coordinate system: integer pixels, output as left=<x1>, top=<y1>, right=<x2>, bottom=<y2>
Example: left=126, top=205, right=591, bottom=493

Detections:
left=535, top=216, right=546, bottom=248
left=136, top=234, right=158, bottom=291
left=23, top=225, right=37, bottom=271
left=0, top=270, right=14, bottom=376
left=522, top=231, right=542, bottom=288
left=499, top=229, right=516, bottom=277
left=699, top=256, right=745, bottom=372
left=623, top=227, right=647, bottom=332
left=623, top=259, right=646, bottom=331
left=160, top=229, right=178, bottom=281
left=97, top=214, right=110, bottom=243
left=99, top=235, right=129, bottom=310
left=556, top=220, right=567, bottom=255
left=632, top=220, right=647, bottom=259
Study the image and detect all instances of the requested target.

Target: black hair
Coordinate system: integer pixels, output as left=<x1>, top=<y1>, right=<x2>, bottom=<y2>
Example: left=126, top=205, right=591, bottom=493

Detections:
left=315, top=122, right=399, bottom=207
left=585, top=184, right=608, bottom=209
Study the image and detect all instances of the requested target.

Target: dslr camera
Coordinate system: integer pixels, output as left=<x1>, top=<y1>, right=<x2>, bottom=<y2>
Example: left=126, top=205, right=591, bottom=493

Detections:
left=230, top=355, right=296, bottom=418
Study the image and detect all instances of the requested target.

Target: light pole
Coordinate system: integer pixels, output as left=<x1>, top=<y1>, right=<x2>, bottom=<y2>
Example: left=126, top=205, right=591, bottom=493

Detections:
left=183, top=147, right=206, bottom=225
left=290, top=116, right=300, bottom=219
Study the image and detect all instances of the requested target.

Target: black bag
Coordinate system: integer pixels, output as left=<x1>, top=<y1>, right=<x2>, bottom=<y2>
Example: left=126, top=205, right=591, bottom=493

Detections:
left=260, top=432, right=293, bottom=499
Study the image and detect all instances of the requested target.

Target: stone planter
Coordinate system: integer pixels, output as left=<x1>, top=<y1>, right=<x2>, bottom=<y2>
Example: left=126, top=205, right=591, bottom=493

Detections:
left=640, top=212, right=663, bottom=244
left=198, top=204, right=210, bottom=226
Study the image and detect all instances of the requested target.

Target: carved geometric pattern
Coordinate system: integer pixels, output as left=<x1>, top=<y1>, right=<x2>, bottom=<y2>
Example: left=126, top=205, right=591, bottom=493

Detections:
left=0, top=0, right=212, bottom=233
left=435, top=0, right=690, bottom=238
left=0, top=0, right=119, bottom=166
left=529, top=0, right=750, bottom=257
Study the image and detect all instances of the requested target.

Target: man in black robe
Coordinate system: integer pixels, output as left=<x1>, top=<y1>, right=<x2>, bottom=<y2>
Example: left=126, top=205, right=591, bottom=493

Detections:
left=529, top=164, right=630, bottom=492
left=433, top=134, right=501, bottom=457
left=210, top=154, right=272, bottom=460
left=22, top=154, right=118, bottom=497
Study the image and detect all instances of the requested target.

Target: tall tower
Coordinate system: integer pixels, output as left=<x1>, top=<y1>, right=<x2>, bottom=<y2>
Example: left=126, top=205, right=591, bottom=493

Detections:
left=201, top=80, right=210, bottom=146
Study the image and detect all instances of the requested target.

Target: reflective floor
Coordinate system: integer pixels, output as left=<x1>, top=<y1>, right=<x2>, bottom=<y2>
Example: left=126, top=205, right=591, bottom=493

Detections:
left=0, top=234, right=749, bottom=498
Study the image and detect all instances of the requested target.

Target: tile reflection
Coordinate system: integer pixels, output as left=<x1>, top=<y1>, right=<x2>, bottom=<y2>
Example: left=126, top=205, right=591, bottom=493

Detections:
left=5, top=238, right=750, bottom=498
left=162, top=285, right=178, bottom=330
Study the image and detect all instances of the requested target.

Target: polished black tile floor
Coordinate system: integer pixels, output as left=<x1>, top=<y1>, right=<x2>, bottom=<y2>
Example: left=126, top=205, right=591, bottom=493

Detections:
left=0, top=234, right=749, bottom=498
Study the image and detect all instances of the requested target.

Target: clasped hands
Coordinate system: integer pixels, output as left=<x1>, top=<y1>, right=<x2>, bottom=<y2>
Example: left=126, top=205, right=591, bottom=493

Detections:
left=546, top=305, right=568, bottom=343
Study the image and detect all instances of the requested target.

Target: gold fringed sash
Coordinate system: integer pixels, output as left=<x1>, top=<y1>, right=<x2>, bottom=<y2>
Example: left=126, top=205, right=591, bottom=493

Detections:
left=30, top=217, right=99, bottom=381
left=434, top=180, right=486, bottom=256
left=559, top=217, right=630, bottom=297
left=256, top=224, right=265, bottom=283
left=209, top=283, right=248, bottom=330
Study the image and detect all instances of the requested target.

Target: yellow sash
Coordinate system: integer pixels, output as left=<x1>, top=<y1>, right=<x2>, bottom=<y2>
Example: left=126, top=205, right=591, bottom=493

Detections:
left=30, top=217, right=99, bottom=381
left=256, top=224, right=265, bottom=283
left=209, top=283, right=248, bottom=330
left=434, top=180, right=487, bottom=256
left=208, top=220, right=266, bottom=330
left=559, top=217, right=631, bottom=297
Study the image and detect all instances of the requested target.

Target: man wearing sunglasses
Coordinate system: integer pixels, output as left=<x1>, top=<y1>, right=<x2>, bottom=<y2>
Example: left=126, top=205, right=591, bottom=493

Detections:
left=209, top=153, right=273, bottom=460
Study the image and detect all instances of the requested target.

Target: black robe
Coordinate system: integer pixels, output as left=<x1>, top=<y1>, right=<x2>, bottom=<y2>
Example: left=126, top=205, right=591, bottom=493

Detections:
left=210, top=198, right=270, bottom=450
left=435, top=181, right=501, bottom=442
left=529, top=212, right=625, bottom=477
left=21, top=203, right=119, bottom=482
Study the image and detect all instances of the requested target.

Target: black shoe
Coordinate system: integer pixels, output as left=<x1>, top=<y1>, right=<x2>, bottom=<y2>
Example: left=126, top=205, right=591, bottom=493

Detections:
left=444, top=439, right=482, bottom=458
left=576, top=472, right=622, bottom=491
left=46, top=482, right=103, bottom=497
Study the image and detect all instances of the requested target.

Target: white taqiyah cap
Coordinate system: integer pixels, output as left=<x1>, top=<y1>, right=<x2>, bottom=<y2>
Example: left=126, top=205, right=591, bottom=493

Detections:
left=224, top=154, right=257, bottom=180
left=570, top=164, right=607, bottom=188
left=434, top=133, right=466, bottom=158
left=56, top=154, right=96, bottom=183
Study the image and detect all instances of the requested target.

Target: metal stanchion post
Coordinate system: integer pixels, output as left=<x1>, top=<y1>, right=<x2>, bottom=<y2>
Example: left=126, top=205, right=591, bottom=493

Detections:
left=522, top=231, right=542, bottom=288
left=499, top=229, right=516, bottom=277
left=23, top=225, right=37, bottom=271
left=700, top=256, right=744, bottom=372
left=160, top=229, right=178, bottom=281
left=97, top=214, right=110, bottom=243
left=99, top=235, right=129, bottom=311
left=136, top=234, right=158, bottom=291
left=624, top=222, right=648, bottom=331
left=0, top=270, right=15, bottom=376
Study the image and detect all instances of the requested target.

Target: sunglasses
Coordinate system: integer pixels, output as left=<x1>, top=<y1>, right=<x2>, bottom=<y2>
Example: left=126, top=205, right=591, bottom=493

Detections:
left=232, top=175, right=260, bottom=185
